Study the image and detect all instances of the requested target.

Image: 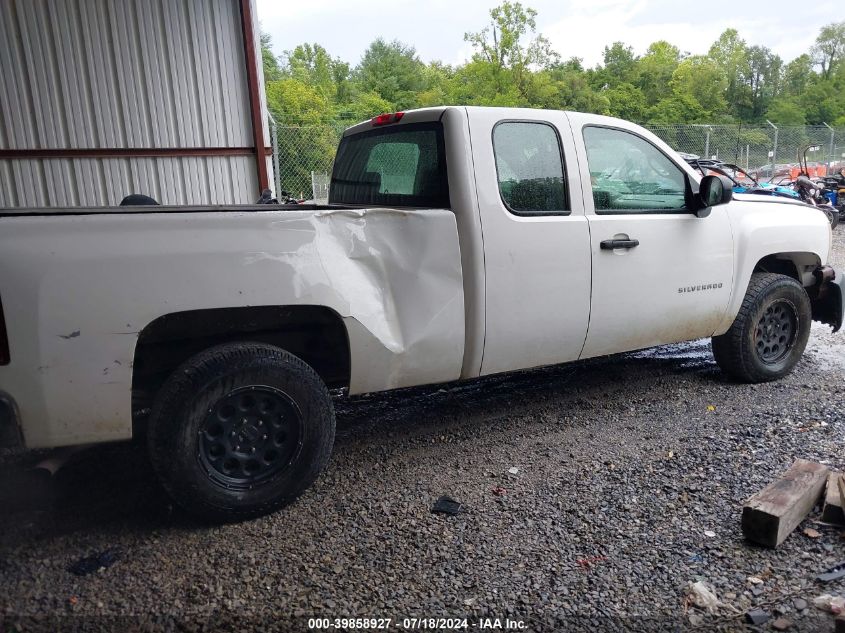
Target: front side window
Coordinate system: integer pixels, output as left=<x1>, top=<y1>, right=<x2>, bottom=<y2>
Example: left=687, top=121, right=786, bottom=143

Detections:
left=493, top=122, right=568, bottom=215
left=583, top=126, right=688, bottom=214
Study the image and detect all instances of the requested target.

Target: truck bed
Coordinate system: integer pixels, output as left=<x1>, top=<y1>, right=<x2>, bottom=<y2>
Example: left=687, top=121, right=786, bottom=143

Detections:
left=0, top=203, right=359, bottom=217
left=0, top=205, right=465, bottom=447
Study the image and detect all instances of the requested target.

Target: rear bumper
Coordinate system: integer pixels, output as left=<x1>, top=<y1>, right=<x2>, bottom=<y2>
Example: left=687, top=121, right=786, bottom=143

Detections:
left=811, top=266, right=844, bottom=333
left=0, top=392, right=23, bottom=448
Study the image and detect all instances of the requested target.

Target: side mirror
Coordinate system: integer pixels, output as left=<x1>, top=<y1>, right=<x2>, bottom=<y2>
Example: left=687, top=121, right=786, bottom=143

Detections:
left=694, top=175, right=733, bottom=217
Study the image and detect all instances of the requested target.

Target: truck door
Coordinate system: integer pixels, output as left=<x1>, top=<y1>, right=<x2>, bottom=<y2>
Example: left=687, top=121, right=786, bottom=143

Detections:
left=573, top=121, right=735, bottom=359
left=467, top=108, right=591, bottom=375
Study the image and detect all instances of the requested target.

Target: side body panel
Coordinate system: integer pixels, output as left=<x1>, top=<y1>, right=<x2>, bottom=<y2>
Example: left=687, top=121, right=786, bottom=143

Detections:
left=466, top=107, right=592, bottom=375
left=0, top=208, right=465, bottom=447
left=568, top=113, right=735, bottom=357
left=714, top=198, right=832, bottom=334
left=581, top=208, right=735, bottom=357
left=441, top=108, right=486, bottom=379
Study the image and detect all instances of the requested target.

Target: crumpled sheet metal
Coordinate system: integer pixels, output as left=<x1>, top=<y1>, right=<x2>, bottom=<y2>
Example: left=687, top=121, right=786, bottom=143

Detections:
left=0, top=207, right=465, bottom=446
left=262, top=207, right=466, bottom=393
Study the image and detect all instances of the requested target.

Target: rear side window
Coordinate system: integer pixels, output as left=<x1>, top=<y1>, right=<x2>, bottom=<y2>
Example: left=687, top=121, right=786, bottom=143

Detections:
left=493, top=121, right=568, bottom=215
left=330, top=122, right=449, bottom=208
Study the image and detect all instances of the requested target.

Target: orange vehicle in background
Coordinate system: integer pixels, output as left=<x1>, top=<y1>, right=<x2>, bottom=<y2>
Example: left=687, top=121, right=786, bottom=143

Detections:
left=789, top=164, right=828, bottom=180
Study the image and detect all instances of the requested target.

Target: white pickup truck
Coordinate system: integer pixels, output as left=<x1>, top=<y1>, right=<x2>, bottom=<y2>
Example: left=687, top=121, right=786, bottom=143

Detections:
left=1, top=107, right=842, bottom=521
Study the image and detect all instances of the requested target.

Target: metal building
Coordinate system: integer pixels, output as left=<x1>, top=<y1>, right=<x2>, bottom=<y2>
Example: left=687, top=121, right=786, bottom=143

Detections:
left=0, top=0, right=273, bottom=208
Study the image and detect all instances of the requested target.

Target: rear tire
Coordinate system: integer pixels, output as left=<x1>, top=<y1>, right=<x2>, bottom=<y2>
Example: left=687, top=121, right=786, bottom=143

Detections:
left=147, top=342, right=335, bottom=522
left=712, top=273, right=811, bottom=383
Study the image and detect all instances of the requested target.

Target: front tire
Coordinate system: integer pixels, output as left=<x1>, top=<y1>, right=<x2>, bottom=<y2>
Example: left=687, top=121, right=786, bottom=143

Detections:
left=712, top=273, right=811, bottom=383
left=147, top=342, right=335, bottom=522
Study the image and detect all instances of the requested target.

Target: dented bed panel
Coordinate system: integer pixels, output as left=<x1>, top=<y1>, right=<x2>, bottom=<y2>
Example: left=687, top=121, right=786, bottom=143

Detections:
left=0, top=208, right=465, bottom=448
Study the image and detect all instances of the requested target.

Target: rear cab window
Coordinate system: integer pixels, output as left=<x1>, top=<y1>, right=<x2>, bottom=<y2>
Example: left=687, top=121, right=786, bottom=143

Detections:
left=330, top=122, right=449, bottom=208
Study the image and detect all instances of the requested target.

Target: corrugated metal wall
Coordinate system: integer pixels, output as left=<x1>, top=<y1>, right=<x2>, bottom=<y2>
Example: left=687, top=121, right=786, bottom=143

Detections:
left=0, top=0, right=272, bottom=208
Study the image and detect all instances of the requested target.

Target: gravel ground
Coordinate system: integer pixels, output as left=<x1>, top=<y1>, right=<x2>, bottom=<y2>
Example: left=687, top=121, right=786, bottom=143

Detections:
left=1, top=230, right=844, bottom=633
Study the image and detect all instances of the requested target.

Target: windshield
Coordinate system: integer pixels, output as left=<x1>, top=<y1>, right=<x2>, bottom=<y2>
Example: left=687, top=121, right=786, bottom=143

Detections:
left=330, top=122, right=449, bottom=208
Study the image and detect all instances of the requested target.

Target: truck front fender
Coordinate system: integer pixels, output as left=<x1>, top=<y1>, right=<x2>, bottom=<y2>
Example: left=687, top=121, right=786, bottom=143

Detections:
left=714, top=202, right=831, bottom=335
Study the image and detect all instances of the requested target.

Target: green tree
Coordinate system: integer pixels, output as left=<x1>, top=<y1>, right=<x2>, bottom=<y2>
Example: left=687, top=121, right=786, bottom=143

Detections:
left=262, top=4, right=845, bottom=154
left=260, top=32, right=283, bottom=82
left=356, top=39, right=426, bottom=109
left=603, top=82, right=647, bottom=121
left=799, top=79, right=845, bottom=124
left=781, top=54, right=813, bottom=97
left=708, top=29, right=749, bottom=117
left=265, top=78, right=339, bottom=193
left=449, top=59, right=523, bottom=106
left=745, top=46, right=782, bottom=120
left=646, top=94, right=706, bottom=124
left=265, top=78, right=331, bottom=124
left=669, top=56, right=727, bottom=117
left=464, top=1, right=558, bottom=99
left=765, top=98, right=807, bottom=125
left=284, top=43, right=350, bottom=102
left=592, top=42, right=638, bottom=89
left=812, top=21, right=845, bottom=79
left=636, top=41, right=682, bottom=105
left=417, top=62, right=456, bottom=107
left=547, top=60, right=610, bottom=114
left=339, top=91, right=394, bottom=121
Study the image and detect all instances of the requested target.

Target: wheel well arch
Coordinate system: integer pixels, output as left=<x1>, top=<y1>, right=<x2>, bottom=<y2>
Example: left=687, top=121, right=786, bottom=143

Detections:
left=752, top=252, right=821, bottom=286
left=131, top=305, right=350, bottom=431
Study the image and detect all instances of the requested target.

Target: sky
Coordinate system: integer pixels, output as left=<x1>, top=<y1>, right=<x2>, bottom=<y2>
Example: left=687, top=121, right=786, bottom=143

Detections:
left=256, top=0, right=840, bottom=70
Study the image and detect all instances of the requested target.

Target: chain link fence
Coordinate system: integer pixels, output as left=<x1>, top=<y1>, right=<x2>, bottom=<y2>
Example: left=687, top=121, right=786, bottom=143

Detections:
left=270, top=118, right=356, bottom=201
left=271, top=118, right=845, bottom=200
left=645, top=124, right=845, bottom=181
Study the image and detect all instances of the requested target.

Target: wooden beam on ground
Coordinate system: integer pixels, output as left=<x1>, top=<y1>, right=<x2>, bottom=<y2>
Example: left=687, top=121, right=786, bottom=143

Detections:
left=822, top=472, right=845, bottom=525
left=742, top=459, right=829, bottom=548
left=838, top=477, right=845, bottom=517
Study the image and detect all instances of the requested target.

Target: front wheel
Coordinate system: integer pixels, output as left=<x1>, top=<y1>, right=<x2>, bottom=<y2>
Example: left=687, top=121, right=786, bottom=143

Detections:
left=147, top=342, right=335, bottom=522
left=712, top=273, right=811, bottom=383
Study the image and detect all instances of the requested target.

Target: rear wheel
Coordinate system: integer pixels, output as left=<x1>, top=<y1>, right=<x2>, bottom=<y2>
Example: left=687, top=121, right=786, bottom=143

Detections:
left=147, top=342, right=334, bottom=522
left=712, top=273, right=811, bottom=383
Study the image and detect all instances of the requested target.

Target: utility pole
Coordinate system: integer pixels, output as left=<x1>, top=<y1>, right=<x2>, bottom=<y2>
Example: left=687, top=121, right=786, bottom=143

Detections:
left=822, top=122, right=835, bottom=170
left=704, top=126, right=712, bottom=159
left=766, top=120, right=778, bottom=182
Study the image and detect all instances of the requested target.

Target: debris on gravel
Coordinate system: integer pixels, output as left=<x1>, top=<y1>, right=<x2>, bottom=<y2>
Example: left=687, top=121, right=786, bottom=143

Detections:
left=685, top=581, right=720, bottom=614
left=745, top=607, right=770, bottom=625
left=818, top=560, right=845, bottom=583
left=813, top=594, right=845, bottom=613
left=430, top=495, right=464, bottom=515
left=821, top=472, right=845, bottom=524
left=741, top=459, right=829, bottom=548
left=67, top=549, right=121, bottom=577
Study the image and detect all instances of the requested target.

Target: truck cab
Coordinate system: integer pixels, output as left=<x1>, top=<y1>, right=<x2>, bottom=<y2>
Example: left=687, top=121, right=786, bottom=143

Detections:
left=332, top=107, right=840, bottom=376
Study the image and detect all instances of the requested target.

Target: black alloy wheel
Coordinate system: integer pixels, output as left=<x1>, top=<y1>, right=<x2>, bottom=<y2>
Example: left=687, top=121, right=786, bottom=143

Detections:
left=198, top=386, right=303, bottom=489
left=754, top=300, right=798, bottom=364
left=148, top=342, right=335, bottom=522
